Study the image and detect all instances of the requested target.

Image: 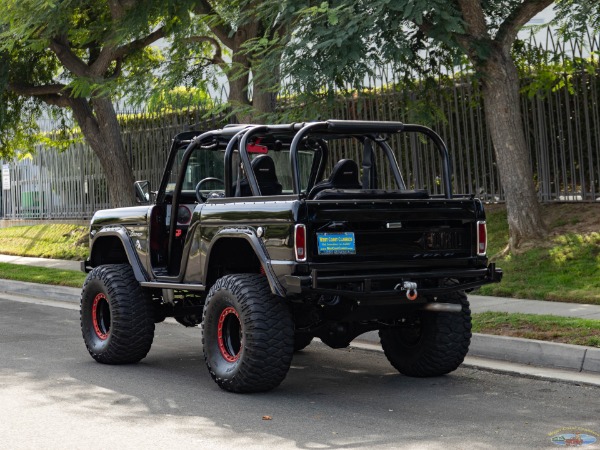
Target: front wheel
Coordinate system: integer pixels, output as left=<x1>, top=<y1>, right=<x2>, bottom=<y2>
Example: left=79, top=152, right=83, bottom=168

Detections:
left=202, top=274, right=294, bottom=393
left=379, top=289, right=471, bottom=377
left=80, top=264, right=155, bottom=364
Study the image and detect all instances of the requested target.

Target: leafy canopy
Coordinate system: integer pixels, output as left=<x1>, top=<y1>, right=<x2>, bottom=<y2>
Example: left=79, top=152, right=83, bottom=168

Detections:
left=262, top=0, right=599, bottom=97
left=0, top=0, right=198, bottom=157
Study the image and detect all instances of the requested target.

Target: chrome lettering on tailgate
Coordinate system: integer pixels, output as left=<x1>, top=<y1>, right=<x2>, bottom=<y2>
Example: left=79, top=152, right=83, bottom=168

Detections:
left=422, top=230, right=464, bottom=250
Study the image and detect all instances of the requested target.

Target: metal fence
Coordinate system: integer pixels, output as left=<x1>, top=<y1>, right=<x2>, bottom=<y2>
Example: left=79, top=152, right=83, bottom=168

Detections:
left=1, top=29, right=598, bottom=219
left=1, top=110, right=225, bottom=219
left=315, top=30, right=600, bottom=201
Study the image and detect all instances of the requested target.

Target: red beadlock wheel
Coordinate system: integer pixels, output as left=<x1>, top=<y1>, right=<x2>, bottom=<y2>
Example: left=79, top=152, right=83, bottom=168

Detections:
left=217, top=306, right=242, bottom=363
left=202, top=274, right=294, bottom=393
left=80, top=264, right=155, bottom=364
left=91, top=293, right=110, bottom=340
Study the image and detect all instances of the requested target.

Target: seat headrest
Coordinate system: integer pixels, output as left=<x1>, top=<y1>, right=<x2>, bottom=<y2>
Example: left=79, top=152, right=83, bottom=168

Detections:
left=329, top=159, right=360, bottom=188
left=251, top=155, right=278, bottom=182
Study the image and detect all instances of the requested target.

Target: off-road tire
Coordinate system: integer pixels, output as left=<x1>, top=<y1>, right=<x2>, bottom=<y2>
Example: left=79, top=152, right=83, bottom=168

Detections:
left=294, top=334, right=314, bottom=352
left=80, top=264, right=155, bottom=364
left=202, top=274, right=294, bottom=393
left=379, top=289, right=471, bottom=377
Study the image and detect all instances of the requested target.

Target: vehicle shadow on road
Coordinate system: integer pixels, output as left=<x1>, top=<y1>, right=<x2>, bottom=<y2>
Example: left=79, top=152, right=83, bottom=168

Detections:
left=2, top=303, right=598, bottom=449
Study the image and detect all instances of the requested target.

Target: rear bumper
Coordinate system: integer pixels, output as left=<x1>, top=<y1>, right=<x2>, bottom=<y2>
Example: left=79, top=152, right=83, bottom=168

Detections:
left=284, top=263, right=502, bottom=298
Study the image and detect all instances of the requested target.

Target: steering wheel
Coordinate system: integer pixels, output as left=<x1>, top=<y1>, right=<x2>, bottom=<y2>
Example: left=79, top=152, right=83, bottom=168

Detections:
left=195, top=177, right=225, bottom=203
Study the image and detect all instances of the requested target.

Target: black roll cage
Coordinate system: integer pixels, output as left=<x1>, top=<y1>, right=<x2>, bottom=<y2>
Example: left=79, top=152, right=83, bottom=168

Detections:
left=288, top=120, right=453, bottom=199
left=159, top=120, right=454, bottom=269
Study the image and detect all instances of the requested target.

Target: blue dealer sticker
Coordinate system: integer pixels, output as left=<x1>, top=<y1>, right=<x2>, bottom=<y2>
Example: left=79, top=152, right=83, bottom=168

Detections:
left=317, top=232, right=356, bottom=255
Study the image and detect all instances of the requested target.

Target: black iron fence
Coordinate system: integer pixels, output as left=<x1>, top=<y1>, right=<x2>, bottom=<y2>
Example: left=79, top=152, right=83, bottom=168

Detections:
left=0, top=109, right=224, bottom=219
left=1, top=29, right=598, bottom=219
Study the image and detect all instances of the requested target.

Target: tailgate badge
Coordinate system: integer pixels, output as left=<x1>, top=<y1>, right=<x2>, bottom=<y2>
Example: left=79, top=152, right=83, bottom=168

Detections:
left=386, top=222, right=402, bottom=229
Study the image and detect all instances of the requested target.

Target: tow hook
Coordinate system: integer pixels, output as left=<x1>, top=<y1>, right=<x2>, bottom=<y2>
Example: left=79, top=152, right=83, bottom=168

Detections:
left=395, top=281, right=418, bottom=301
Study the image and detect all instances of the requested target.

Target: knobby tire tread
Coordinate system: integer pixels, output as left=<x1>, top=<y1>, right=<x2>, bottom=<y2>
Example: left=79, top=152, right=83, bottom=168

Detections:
left=81, top=264, right=155, bottom=364
left=379, top=288, right=472, bottom=377
left=203, top=274, right=294, bottom=393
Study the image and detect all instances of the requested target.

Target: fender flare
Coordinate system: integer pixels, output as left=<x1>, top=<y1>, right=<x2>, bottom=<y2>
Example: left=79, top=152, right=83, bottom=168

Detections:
left=89, top=226, right=149, bottom=282
left=204, top=227, right=286, bottom=297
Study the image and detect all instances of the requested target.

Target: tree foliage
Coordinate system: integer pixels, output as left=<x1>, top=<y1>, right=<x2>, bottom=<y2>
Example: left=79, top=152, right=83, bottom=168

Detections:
left=160, top=0, right=291, bottom=122
left=0, top=0, right=192, bottom=206
left=553, top=0, right=600, bottom=38
left=257, top=0, right=599, bottom=248
left=1, top=2, right=187, bottom=117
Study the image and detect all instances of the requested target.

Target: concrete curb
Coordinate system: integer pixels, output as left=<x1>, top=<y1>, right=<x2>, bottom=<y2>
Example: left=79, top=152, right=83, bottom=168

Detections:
left=353, top=330, right=600, bottom=375
left=1, top=278, right=599, bottom=377
left=0, top=254, right=81, bottom=272
left=0, top=279, right=81, bottom=303
left=470, top=334, right=600, bottom=374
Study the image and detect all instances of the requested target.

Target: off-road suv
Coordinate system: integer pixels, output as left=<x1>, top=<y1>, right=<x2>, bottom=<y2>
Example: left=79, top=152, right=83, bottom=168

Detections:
left=80, top=120, right=502, bottom=393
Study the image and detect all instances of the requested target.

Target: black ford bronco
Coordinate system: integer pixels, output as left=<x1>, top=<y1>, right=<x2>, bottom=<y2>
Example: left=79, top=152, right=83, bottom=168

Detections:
left=80, top=120, right=502, bottom=393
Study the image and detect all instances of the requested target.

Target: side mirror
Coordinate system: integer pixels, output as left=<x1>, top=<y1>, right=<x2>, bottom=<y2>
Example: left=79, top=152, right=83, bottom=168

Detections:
left=134, top=180, right=151, bottom=204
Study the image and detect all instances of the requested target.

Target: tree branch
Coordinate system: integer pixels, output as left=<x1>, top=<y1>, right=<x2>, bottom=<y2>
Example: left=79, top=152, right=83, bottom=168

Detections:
left=456, top=0, right=489, bottom=39
left=36, top=94, right=71, bottom=108
left=106, top=58, right=123, bottom=80
left=414, top=16, right=472, bottom=58
left=184, top=35, right=225, bottom=66
left=49, top=36, right=92, bottom=78
left=8, top=83, right=66, bottom=96
left=193, top=0, right=234, bottom=48
left=495, top=0, right=554, bottom=51
left=7, top=82, right=71, bottom=107
left=108, top=0, right=139, bottom=21
left=89, top=26, right=165, bottom=77
left=115, top=26, right=166, bottom=60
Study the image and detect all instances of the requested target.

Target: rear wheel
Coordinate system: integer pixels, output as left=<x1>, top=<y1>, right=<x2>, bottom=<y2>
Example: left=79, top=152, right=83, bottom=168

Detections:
left=202, top=274, right=294, bottom=393
left=80, top=264, right=155, bottom=364
left=379, top=289, right=471, bottom=377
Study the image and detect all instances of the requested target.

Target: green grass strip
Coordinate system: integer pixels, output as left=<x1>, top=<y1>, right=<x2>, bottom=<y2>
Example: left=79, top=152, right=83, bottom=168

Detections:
left=0, top=224, right=88, bottom=260
left=479, top=232, right=600, bottom=304
left=479, top=206, right=600, bottom=305
left=472, top=312, right=600, bottom=348
left=0, top=262, right=86, bottom=288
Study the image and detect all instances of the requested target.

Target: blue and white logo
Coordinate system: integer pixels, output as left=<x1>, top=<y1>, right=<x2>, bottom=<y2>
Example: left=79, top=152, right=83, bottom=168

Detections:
left=550, top=433, right=597, bottom=447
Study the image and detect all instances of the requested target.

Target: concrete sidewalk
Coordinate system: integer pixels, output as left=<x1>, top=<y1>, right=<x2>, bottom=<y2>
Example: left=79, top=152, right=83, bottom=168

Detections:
left=2, top=253, right=599, bottom=320
left=1, top=253, right=599, bottom=380
left=469, top=294, right=600, bottom=320
left=0, top=254, right=81, bottom=271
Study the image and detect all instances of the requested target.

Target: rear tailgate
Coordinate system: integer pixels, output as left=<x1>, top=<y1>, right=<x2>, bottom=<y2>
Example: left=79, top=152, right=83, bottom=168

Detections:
left=304, top=198, right=481, bottom=265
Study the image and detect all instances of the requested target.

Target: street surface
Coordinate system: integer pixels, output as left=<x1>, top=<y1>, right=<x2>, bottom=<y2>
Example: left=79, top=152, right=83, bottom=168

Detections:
left=1, top=295, right=599, bottom=449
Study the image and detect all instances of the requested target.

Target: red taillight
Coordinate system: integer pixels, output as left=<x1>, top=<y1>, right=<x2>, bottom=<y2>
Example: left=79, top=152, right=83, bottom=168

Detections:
left=294, top=224, right=307, bottom=262
left=477, top=221, right=487, bottom=256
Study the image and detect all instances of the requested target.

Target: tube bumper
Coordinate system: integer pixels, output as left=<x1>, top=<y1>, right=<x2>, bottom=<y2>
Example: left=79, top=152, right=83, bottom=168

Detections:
left=284, top=263, right=502, bottom=298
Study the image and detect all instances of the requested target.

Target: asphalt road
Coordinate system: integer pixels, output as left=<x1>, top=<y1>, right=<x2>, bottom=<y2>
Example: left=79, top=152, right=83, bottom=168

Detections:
left=1, top=296, right=599, bottom=450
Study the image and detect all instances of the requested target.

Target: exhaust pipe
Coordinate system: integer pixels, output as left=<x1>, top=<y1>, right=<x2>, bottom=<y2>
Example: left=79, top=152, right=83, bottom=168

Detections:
left=422, top=303, right=463, bottom=313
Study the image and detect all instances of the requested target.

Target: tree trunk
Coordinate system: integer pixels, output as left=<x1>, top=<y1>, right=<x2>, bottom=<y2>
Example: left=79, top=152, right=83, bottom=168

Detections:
left=252, top=75, right=277, bottom=117
left=227, top=60, right=253, bottom=123
left=69, top=96, right=136, bottom=208
left=249, top=26, right=280, bottom=118
left=479, top=48, right=546, bottom=249
left=251, top=60, right=278, bottom=117
left=227, top=23, right=257, bottom=124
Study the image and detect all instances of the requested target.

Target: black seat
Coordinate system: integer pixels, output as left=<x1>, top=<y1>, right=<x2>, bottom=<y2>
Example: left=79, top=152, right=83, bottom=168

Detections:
left=308, top=159, right=362, bottom=199
left=238, top=155, right=283, bottom=196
